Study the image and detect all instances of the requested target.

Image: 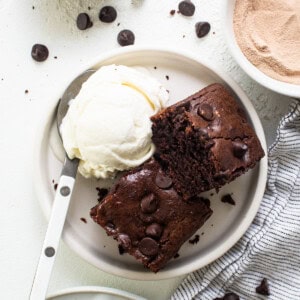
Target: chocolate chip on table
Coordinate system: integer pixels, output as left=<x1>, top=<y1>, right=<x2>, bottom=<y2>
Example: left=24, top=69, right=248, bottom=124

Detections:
left=178, top=0, right=195, bottom=16
left=31, top=44, right=49, bottom=62
left=221, top=194, right=236, bottom=205
left=197, top=103, right=214, bottom=121
left=141, top=193, right=157, bottom=214
left=146, top=223, right=163, bottom=239
left=76, top=13, right=93, bottom=30
left=117, top=29, right=135, bottom=46
left=170, top=9, right=176, bottom=16
left=195, top=22, right=211, bottom=38
left=99, top=6, right=117, bottom=23
left=155, top=172, right=172, bottom=189
left=232, top=141, right=248, bottom=158
left=139, top=237, right=159, bottom=256
left=256, top=278, right=270, bottom=296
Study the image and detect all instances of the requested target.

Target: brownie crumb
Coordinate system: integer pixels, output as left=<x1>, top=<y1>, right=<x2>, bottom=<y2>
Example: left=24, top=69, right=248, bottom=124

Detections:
left=118, top=245, right=125, bottom=255
left=80, top=217, right=87, bottom=224
left=178, top=0, right=195, bottom=17
left=189, top=234, right=200, bottom=244
left=32, top=6, right=35, bottom=10
left=117, top=22, right=120, bottom=26
left=96, top=187, right=108, bottom=202
left=174, top=253, right=180, bottom=259
left=221, top=194, right=236, bottom=205
left=25, top=90, right=29, bottom=94
left=170, top=9, right=176, bottom=16
left=54, top=183, right=58, bottom=191
left=256, top=278, right=270, bottom=296
left=88, top=6, right=91, bottom=10
left=201, top=232, right=204, bottom=236
left=183, top=35, right=186, bottom=38
left=154, top=66, right=157, bottom=69
left=52, top=179, right=55, bottom=184
left=31, top=44, right=49, bottom=62
left=54, top=56, right=58, bottom=59
left=165, top=75, right=169, bottom=80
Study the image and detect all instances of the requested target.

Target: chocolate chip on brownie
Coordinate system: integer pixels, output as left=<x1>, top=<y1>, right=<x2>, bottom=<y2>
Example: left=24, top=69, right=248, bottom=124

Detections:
left=76, top=13, right=93, bottom=30
left=178, top=1, right=195, bottom=16
left=195, top=22, right=211, bottom=38
left=99, top=6, right=117, bottom=23
left=256, top=278, right=270, bottom=296
left=117, top=29, right=135, bottom=46
left=189, top=234, right=200, bottom=244
left=31, top=44, right=49, bottom=62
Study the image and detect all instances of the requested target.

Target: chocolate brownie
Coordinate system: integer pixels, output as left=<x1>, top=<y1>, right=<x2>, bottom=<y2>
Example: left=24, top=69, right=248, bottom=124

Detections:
left=151, top=83, right=265, bottom=199
left=90, top=158, right=212, bottom=272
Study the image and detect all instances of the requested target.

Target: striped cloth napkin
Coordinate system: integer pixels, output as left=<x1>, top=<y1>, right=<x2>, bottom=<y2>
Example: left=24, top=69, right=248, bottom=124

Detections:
left=172, top=100, right=300, bottom=300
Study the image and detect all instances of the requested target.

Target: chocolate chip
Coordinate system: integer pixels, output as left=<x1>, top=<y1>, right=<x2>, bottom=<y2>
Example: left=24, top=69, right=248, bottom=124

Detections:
left=223, top=292, right=240, bottom=300
left=198, top=103, right=214, bottom=121
left=221, top=194, right=236, bottom=205
left=99, top=6, right=117, bottom=23
left=139, top=237, right=159, bottom=256
left=117, top=29, right=135, bottom=46
left=256, top=278, right=270, bottom=296
left=76, top=13, right=93, bottom=30
left=232, top=141, right=248, bottom=158
left=141, top=193, right=157, bottom=213
left=155, top=172, right=172, bottom=189
left=31, top=44, right=49, bottom=62
left=118, top=234, right=131, bottom=249
left=170, top=9, right=176, bottom=16
left=146, top=223, right=163, bottom=239
left=195, top=22, right=211, bottom=38
left=189, top=234, right=200, bottom=244
left=178, top=1, right=195, bottom=16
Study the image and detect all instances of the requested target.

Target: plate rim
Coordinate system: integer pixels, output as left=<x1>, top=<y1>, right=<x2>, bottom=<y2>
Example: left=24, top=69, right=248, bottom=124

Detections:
left=33, top=45, right=268, bottom=281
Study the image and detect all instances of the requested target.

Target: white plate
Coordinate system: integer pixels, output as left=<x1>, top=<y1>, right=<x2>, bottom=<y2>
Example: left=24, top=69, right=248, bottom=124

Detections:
left=47, top=286, right=146, bottom=300
left=223, top=0, right=300, bottom=98
left=34, top=46, right=268, bottom=280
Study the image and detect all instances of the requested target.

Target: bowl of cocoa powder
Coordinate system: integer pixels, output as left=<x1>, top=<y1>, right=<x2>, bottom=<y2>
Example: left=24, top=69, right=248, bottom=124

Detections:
left=224, top=0, right=300, bottom=98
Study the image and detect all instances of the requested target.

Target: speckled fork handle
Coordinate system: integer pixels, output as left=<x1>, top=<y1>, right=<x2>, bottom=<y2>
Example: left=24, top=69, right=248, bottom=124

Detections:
left=30, top=156, right=79, bottom=300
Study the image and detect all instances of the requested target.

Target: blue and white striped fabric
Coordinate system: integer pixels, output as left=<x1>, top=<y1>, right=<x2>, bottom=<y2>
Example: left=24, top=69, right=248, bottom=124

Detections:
left=173, top=100, right=300, bottom=300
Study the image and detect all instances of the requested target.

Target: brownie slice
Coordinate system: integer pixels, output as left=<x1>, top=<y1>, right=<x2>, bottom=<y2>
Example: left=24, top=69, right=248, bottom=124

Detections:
left=151, top=83, right=265, bottom=199
left=90, top=158, right=212, bottom=272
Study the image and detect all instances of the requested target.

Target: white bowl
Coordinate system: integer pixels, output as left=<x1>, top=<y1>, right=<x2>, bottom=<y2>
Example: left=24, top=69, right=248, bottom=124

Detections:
left=34, top=46, right=268, bottom=280
left=224, top=0, right=300, bottom=98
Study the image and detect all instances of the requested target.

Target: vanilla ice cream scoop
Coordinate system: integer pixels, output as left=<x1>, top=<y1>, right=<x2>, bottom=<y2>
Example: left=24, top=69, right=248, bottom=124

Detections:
left=60, top=65, right=169, bottom=179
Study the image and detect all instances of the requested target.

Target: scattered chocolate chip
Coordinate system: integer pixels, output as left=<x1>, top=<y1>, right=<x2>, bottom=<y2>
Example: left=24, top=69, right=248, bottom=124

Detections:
left=117, top=29, right=135, bottom=46
left=221, top=194, right=235, bottom=205
left=178, top=1, right=195, bottom=16
left=141, top=193, right=157, bottom=214
left=232, top=141, right=248, bottom=158
left=118, top=244, right=125, bottom=255
left=155, top=172, right=172, bottom=189
left=80, top=217, right=87, bottom=223
left=31, top=44, right=49, bottom=62
left=139, top=237, right=159, bottom=256
left=118, top=234, right=131, bottom=249
left=165, top=75, right=169, bottom=80
left=189, top=234, right=200, bottom=244
left=174, top=253, right=180, bottom=258
left=96, top=187, right=108, bottom=202
left=256, top=278, right=270, bottom=296
left=223, top=292, right=240, bottom=300
left=99, top=6, right=117, bottom=23
left=77, top=13, right=93, bottom=30
left=195, top=22, right=211, bottom=38
left=146, top=223, right=163, bottom=239
left=54, top=183, right=58, bottom=191
left=25, top=90, right=29, bottom=94
left=170, top=9, right=176, bottom=16
left=198, top=103, right=214, bottom=121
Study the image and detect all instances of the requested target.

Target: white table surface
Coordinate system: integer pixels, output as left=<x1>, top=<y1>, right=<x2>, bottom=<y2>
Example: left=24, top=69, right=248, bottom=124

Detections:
left=0, top=0, right=293, bottom=299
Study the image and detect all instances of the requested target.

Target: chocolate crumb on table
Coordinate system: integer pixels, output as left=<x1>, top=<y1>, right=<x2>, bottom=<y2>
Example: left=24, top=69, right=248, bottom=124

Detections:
left=256, top=278, right=270, bottom=296
left=221, top=194, right=236, bottom=205
left=165, top=75, right=169, bottom=80
left=170, top=9, right=176, bottom=16
left=25, top=90, right=28, bottom=94
left=90, top=158, right=212, bottom=272
left=54, top=183, right=58, bottom=191
left=178, top=0, right=195, bottom=17
left=189, top=234, right=200, bottom=244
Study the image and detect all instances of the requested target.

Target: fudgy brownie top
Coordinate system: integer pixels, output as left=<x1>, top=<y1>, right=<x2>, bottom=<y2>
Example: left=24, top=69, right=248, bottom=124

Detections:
left=90, top=158, right=212, bottom=272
